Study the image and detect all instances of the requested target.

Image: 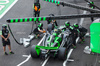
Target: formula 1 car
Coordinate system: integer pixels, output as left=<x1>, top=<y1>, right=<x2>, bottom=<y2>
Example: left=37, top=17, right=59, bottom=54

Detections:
left=30, top=27, right=73, bottom=60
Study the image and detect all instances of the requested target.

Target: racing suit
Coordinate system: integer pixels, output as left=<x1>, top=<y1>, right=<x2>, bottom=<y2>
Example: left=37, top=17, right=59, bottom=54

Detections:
left=33, top=26, right=43, bottom=35
left=1, top=29, right=10, bottom=46
left=69, top=26, right=80, bottom=46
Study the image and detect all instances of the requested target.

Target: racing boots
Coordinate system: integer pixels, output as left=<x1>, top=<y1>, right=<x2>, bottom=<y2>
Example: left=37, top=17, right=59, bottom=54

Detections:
left=4, top=52, right=8, bottom=55
left=9, top=51, right=14, bottom=54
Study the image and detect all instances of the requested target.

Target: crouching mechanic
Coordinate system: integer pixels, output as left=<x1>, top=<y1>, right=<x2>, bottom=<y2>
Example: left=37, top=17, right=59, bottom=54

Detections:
left=33, top=23, right=46, bottom=38
left=79, top=26, right=87, bottom=44
left=0, top=24, right=14, bottom=55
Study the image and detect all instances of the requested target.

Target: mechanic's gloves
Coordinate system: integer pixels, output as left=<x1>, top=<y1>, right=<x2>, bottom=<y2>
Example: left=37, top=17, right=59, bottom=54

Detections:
left=43, top=30, right=46, bottom=33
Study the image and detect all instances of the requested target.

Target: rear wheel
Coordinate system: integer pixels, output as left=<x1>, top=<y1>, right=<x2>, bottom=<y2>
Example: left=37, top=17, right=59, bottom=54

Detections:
left=30, top=45, right=40, bottom=58
left=58, top=47, right=67, bottom=60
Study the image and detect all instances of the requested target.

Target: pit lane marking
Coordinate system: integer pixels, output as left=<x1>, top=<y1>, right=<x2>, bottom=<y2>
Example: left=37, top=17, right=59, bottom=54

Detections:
left=63, top=49, right=73, bottom=66
left=0, top=0, right=18, bottom=19
left=17, top=55, right=31, bottom=66
left=22, top=55, right=29, bottom=57
left=16, top=34, right=46, bottom=66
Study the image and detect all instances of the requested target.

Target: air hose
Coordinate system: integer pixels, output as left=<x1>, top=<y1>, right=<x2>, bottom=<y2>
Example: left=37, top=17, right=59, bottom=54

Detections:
left=8, top=24, right=23, bottom=45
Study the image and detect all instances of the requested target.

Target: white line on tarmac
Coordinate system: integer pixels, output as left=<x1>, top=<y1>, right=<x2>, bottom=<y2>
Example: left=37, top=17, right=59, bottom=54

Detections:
left=17, top=55, right=31, bottom=66
left=38, top=33, right=46, bottom=45
left=63, top=49, right=73, bottom=66
left=79, top=10, right=87, bottom=26
left=22, top=55, right=29, bottom=58
left=76, top=37, right=79, bottom=43
left=42, top=57, right=50, bottom=66
left=63, top=6, right=88, bottom=66
left=0, top=0, right=18, bottom=19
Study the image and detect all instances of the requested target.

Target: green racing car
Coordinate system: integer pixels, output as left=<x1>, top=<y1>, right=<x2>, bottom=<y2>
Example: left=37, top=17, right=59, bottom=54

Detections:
left=30, top=26, right=73, bottom=60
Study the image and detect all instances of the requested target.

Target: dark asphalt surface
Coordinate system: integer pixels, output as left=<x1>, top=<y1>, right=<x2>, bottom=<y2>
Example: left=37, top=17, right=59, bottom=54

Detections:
left=0, top=0, right=100, bottom=66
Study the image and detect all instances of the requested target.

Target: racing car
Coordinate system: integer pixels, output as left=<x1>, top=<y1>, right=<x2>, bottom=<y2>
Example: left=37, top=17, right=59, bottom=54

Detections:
left=30, top=26, right=73, bottom=60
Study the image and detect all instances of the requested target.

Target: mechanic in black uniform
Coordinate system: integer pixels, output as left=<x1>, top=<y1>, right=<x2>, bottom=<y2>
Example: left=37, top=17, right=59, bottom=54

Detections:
left=72, top=23, right=80, bottom=48
left=33, top=0, right=41, bottom=17
left=33, top=23, right=46, bottom=38
left=33, top=0, right=41, bottom=24
left=0, top=24, right=14, bottom=55
left=65, top=22, right=77, bottom=48
left=87, top=1, right=95, bottom=22
left=47, top=20, right=58, bottom=34
left=47, top=14, right=58, bottom=26
left=47, top=14, right=58, bottom=33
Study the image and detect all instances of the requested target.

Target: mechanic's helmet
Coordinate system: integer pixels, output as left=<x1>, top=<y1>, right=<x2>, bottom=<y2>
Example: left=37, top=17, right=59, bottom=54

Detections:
left=65, top=21, right=70, bottom=27
left=73, top=23, right=79, bottom=28
left=90, top=1, right=94, bottom=4
left=38, top=23, right=43, bottom=28
left=2, top=24, right=7, bottom=30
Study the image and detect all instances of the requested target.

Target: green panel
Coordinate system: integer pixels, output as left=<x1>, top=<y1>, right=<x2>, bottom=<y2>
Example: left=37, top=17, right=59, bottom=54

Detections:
left=45, top=0, right=47, bottom=1
left=35, top=47, right=40, bottom=55
left=25, top=18, right=28, bottom=22
left=57, top=1, right=60, bottom=4
left=15, top=19, right=18, bottom=22
left=55, top=0, right=57, bottom=4
left=43, top=17, right=46, bottom=21
left=38, top=17, right=41, bottom=21
left=52, top=0, right=54, bottom=3
left=36, top=45, right=59, bottom=50
left=49, top=0, right=50, bottom=2
left=10, top=19, right=14, bottom=23
left=29, top=18, right=32, bottom=21
left=34, top=18, right=37, bottom=21
left=20, top=19, right=23, bottom=22
left=90, top=23, right=100, bottom=53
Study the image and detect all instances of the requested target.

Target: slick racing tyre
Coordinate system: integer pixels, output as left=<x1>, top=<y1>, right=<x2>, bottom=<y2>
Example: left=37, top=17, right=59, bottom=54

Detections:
left=58, top=47, right=67, bottom=60
left=30, top=45, right=40, bottom=58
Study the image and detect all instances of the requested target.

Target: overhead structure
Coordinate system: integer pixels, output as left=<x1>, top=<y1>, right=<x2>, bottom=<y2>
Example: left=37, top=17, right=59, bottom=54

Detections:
left=7, top=13, right=100, bottom=23
left=43, top=0, right=100, bottom=13
left=7, top=0, right=100, bottom=23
